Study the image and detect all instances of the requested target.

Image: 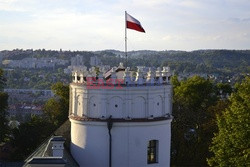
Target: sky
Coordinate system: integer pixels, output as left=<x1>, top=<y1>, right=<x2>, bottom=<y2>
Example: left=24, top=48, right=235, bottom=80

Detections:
left=0, top=0, right=250, bottom=51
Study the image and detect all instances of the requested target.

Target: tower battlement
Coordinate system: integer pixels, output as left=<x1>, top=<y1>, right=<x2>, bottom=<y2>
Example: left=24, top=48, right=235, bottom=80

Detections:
left=71, top=63, right=172, bottom=86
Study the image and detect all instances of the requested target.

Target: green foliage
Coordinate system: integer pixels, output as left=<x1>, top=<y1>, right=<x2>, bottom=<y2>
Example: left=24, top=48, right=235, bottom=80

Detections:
left=2, top=49, right=250, bottom=90
left=216, top=83, right=232, bottom=96
left=208, top=77, right=250, bottom=166
left=44, top=82, right=69, bottom=126
left=11, top=116, right=54, bottom=160
left=0, top=69, right=9, bottom=143
left=10, top=82, right=69, bottom=160
left=170, top=75, right=180, bottom=89
left=0, top=69, right=6, bottom=90
left=174, top=76, right=217, bottom=112
left=51, top=82, right=69, bottom=101
left=0, top=92, right=9, bottom=143
left=171, top=76, right=218, bottom=166
left=5, top=68, right=70, bottom=89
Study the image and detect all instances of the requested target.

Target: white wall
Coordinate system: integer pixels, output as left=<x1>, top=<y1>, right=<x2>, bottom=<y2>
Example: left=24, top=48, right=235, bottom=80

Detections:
left=70, top=84, right=172, bottom=119
left=70, top=119, right=172, bottom=167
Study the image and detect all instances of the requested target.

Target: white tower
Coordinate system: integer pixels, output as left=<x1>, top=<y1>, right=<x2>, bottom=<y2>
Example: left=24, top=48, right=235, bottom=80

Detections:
left=69, top=65, right=173, bottom=167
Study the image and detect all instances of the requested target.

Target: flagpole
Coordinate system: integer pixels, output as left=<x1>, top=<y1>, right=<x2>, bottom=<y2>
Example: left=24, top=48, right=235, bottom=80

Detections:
left=125, top=11, right=128, bottom=67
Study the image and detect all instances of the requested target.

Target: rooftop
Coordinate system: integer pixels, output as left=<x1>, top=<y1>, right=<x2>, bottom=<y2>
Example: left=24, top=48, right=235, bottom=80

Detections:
left=28, top=157, right=66, bottom=165
left=23, top=120, right=79, bottom=167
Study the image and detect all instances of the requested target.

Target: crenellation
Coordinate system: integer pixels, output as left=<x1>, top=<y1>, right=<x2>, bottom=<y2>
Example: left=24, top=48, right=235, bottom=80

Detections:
left=135, top=67, right=144, bottom=85
left=110, top=67, right=117, bottom=84
left=156, top=67, right=163, bottom=84
left=123, top=67, right=131, bottom=85
left=146, top=68, right=155, bottom=85
left=71, top=63, right=172, bottom=85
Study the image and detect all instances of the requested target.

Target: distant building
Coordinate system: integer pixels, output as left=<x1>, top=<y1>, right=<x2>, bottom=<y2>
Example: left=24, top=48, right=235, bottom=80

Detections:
left=6, top=58, right=68, bottom=69
left=90, top=56, right=102, bottom=66
left=64, top=55, right=85, bottom=74
left=71, top=54, right=84, bottom=66
left=5, top=89, right=53, bottom=121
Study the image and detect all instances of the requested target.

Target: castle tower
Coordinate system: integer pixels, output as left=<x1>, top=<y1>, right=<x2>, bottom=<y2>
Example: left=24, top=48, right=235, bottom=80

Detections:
left=69, top=65, right=173, bottom=167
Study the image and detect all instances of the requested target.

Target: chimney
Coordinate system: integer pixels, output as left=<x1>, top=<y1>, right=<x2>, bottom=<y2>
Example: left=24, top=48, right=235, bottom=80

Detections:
left=51, top=136, right=65, bottom=157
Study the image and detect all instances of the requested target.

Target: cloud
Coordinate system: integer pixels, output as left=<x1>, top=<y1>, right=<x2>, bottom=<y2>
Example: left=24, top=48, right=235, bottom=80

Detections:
left=228, top=17, right=250, bottom=23
left=0, top=0, right=26, bottom=12
left=178, top=0, right=203, bottom=8
left=0, top=0, right=250, bottom=50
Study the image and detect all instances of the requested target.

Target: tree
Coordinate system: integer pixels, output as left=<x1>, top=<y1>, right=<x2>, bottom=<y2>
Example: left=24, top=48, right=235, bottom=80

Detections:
left=10, top=82, right=69, bottom=160
left=170, top=75, right=180, bottom=89
left=0, top=92, right=9, bottom=143
left=216, top=82, right=232, bottom=98
left=11, top=115, right=54, bottom=160
left=171, top=76, right=218, bottom=166
left=0, top=69, right=9, bottom=143
left=208, top=77, right=250, bottom=166
left=0, top=68, right=6, bottom=90
left=43, top=82, right=69, bottom=126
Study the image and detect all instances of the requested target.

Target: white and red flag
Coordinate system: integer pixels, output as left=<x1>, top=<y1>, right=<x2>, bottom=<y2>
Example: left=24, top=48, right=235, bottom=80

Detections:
left=126, top=12, right=145, bottom=33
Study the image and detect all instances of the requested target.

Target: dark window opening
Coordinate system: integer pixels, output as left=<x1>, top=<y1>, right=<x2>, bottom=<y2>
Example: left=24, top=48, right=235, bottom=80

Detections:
left=147, top=140, right=158, bottom=164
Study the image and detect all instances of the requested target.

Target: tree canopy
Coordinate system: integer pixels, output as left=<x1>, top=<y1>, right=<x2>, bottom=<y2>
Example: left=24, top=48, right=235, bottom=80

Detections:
left=43, top=82, right=69, bottom=126
left=10, top=82, right=69, bottom=160
left=0, top=69, right=9, bottom=143
left=171, top=76, right=219, bottom=165
left=208, top=77, right=250, bottom=166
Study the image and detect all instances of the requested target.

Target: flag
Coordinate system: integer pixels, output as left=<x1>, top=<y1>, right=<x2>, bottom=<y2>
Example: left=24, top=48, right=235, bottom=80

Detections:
left=126, top=12, right=145, bottom=33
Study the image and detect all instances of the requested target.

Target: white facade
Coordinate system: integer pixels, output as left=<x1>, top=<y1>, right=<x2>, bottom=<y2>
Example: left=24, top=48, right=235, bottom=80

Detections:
left=69, top=65, right=172, bottom=167
left=69, top=85, right=172, bottom=119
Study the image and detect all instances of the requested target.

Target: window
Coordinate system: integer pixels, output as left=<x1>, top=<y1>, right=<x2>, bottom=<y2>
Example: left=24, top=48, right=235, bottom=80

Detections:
left=147, top=140, right=158, bottom=164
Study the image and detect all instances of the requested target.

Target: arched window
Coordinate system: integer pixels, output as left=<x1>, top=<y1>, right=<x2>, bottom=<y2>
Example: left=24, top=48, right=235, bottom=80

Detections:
left=147, top=140, right=159, bottom=164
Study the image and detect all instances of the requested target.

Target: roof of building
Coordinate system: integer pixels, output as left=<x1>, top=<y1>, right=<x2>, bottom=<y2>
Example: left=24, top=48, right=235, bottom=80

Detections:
left=23, top=120, right=79, bottom=167
left=28, top=157, right=66, bottom=164
left=69, top=114, right=173, bottom=122
left=51, top=136, right=66, bottom=142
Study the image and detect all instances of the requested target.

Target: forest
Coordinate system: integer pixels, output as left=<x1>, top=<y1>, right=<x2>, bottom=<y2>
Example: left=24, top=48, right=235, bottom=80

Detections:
left=1, top=49, right=249, bottom=89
